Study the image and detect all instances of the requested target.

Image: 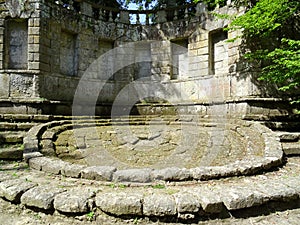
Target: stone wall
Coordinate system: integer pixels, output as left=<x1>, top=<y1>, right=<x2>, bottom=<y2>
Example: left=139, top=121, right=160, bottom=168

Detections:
left=0, top=0, right=295, bottom=117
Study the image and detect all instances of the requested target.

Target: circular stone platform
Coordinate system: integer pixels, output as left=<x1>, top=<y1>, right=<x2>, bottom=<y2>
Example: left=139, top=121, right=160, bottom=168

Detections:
left=54, top=122, right=265, bottom=169
left=23, top=117, right=283, bottom=183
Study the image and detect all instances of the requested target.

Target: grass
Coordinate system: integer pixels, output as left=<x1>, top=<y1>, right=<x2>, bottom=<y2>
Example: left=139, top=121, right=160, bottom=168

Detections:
left=19, top=144, right=24, bottom=151
left=166, top=189, right=179, bottom=195
left=133, top=217, right=139, bottom=224
left=86, top=211, right=95, bottom=221
left=11, top=172, right=18, bottom=178
left=109, top=183, right=127, bottom=189
left=152, top=184, right=166, bottom=189
left=33, top=213, right=42, bottom=220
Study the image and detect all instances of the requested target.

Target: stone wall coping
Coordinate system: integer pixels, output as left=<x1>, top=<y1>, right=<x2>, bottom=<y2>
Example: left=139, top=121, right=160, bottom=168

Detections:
left=0, top=70, right=40, bottom=74
left=0, top=97, right=291, bottom=106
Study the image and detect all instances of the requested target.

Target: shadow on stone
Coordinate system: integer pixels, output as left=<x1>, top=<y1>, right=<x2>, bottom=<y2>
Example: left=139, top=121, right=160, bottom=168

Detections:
left=230, top=198, right=300, bottom=219
left=25, top=205, right=55, bottom=215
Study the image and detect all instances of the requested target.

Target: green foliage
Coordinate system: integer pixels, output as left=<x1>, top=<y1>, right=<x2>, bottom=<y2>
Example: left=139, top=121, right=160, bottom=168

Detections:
left=109, top=183, right=127, bottom=188
left=152, top=183, right=165, bottom=189
left=257, top=39, right=300, bottom=92
left=228, top=0, right=300, bottom=103
left=133, top=217, right=139, bottom=224
left=229, top=0, right=298, bottom=37
left=86, top=211, right=95, bottom=221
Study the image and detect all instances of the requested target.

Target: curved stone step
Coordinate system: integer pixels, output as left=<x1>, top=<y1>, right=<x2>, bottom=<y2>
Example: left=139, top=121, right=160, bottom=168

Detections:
left=276, top=132, right=300, bottom=142
left=0, top=172, right=299, bottom=219
left=0, top=157, right=299, bottom=222
left=0, top=132, right=25, bottom=144
left=282, top=142, right=300, bottom=156
left=0, top=123, right=17, bottom=131
left=0, top=114, right=54, bottom=123
left=0, top=147, right=23, bottom=160
left=265, top=122, right=300, bottom=132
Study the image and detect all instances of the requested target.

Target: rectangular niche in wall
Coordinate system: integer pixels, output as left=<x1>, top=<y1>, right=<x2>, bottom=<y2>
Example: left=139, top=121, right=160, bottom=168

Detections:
left=209, top=29, right=228, bottom=75
left=171, top=39, right=188, bottom=80
left=99, top=39, right=114, bottom=56
left=60, top=30, right=78, bottom=76
left=98, top=39, right=114, bottom=80
left=134, top=42, right=151, bottom=80
left=5, top=19, right=28, bottom=69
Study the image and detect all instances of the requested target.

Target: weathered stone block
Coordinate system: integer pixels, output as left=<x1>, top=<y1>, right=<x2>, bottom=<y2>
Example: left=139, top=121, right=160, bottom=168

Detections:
left=282, top=142, right=300, bottom=155
left=28, top=157, right=51, bottom=171
left=23, top=138, right=39, bottom=153
left=10, top=74, right=34, bottom=97
left=143, top=194, right=177, bottom=216
left=193, top=187, right=225, bottom=213
left=152, top=167, right=190, bottom=181
left=61, top=163, right=86, bottom=178
left=283, top=176, right=300, bottom=197
left=81, top=166, right=116, bottom=181
left=28, top=27, right=40, bottom=35
left=0, top=74, right=9, bottom=98
left=215, top=185, right=265, bottom=210
left=96, top=192, right=143, bottom=216
left=175, top=192, right=200, bottom=214
left=53, top=189, right=95, bottom=213
left=0, top=147, right=23, bottom=160
left=80, top=1, right=93, bottom=17
left=28, top=62, right=39, bottom=70
left=41, top=159, right=66, bottom=175
left=40, top=139, right=53, bottom=149
left=256, top=181, right=299, bottom=202
left=0, top=179, right=37, bottom=203
left=21, top=186, right=66, bottom=210
left=113, top=168, right=152, bottom=183
left=23, top=152, right=43, bottom=162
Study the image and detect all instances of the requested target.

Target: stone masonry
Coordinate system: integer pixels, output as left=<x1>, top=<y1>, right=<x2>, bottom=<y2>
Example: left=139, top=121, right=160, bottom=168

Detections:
left=0, top=0, right=296, bottom=117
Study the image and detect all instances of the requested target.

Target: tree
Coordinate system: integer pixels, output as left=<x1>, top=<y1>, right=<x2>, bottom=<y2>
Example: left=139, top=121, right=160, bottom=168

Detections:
left=228, top=0, right=300, bottom=105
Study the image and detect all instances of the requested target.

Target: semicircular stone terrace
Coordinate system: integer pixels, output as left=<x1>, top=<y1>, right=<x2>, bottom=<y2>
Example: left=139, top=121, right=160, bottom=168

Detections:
left=23, top=116, right=283, bottom=183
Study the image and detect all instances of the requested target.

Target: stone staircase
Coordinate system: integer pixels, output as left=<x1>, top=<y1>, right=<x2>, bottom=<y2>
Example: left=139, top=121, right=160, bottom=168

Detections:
left=264, top=120, right=300, bottom=156
left=276, top=132, right=300, bottom=156
left=0, top=114, right=55, bottom=160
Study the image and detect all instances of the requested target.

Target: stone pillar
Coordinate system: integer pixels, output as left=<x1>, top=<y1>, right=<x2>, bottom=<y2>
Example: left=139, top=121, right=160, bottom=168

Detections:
left=156, top=10, right=167, bottom=23
left=120, top=11, right=130, bottom=24
left=151, top=41, right=172, bottom=81
left=196, top=3, right=207, bottom=16
left=188, top=31, right=209, bottom=77
left=80, top=1, right=93, bottom=17
left=28, top=18, right=40, bottom=70
left=0, top=19, right=4, bottom=70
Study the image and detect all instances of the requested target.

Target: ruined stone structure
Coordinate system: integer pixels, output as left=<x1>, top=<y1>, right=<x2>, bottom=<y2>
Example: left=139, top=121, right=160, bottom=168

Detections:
left=0, top=0, right=295, bottom=117
left=1, top=1, right=300, bottom=223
